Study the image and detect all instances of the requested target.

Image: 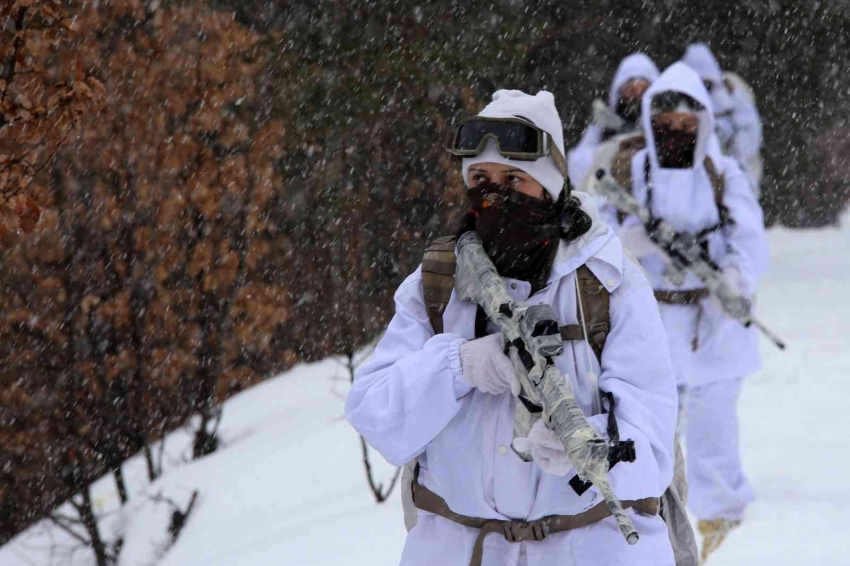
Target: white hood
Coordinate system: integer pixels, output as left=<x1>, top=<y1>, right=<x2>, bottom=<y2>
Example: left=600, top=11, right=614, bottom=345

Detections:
left=639, top=62, right=721, bottom=234
left=641, top=62, right=715, bottom=171
left=681, top=43, right=733, bottom=116
left=608, top=53, right=660, bottom=108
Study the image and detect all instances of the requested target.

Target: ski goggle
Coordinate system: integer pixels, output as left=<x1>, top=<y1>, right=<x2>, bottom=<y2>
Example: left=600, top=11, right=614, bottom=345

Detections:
left=446, top=116, right=568, bottom=178
left=650, top=91, right=705, bottom=115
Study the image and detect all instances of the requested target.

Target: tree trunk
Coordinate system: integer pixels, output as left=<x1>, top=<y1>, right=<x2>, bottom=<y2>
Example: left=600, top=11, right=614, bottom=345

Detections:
left=190, top=109, right=258, bottom=460
left=77, top=487, right=110, bottom=566
left=113, top=465, right=128, bottom=505
left=143, top=444, right=158, bottom=482
left=192, top=407, right=219, bottom=459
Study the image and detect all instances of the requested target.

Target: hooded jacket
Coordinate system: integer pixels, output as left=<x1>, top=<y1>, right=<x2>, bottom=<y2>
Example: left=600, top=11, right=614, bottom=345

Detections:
left=568, top=53, right=660, bottom=189
left=681, top=44, right=762, bottom=190
left=618, top=62, right=769, bottom=387
left=346, top=194, right=678, bottom=566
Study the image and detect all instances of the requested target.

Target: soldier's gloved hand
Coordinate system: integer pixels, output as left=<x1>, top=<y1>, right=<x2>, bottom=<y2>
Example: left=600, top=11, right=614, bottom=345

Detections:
left=512, top=419, right=573, bottom=476
left=459, top=333, right=521, bottom=396
left=620, top=224, right=665, bottom=260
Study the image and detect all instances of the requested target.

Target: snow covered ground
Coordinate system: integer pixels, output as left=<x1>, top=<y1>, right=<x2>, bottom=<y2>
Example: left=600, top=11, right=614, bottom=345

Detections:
left=2, top=219, right=849, bottom=566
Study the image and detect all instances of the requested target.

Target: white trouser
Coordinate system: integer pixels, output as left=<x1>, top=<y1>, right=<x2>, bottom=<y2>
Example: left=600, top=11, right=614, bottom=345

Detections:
left=679, top=377, right=755, bottom=521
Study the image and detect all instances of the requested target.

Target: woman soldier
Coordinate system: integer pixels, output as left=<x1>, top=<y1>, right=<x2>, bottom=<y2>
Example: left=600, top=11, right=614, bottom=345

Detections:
left=346, top=90, right=679, bottom=566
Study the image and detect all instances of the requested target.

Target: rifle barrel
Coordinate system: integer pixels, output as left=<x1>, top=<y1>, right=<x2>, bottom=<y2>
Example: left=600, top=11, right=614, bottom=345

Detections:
left=750, top=317, right=787, bottom=350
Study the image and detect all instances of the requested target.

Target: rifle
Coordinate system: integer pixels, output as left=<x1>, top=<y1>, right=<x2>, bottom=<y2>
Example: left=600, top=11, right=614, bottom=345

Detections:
left=589, top=169, right=786, bottom=350
left=455, top=231, right=640, bottom=545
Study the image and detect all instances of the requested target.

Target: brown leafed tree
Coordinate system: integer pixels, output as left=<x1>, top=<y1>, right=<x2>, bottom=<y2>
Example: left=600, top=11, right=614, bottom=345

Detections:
left=0, top=0, right=103, bottom=243
left=0, top=0, right=291, bottom=552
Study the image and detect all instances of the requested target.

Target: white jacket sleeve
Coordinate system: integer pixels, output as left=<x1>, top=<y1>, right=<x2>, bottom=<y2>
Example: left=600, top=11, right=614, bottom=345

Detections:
left=731, top=94, right=762, bottom=166
left=594, top=258, right=678, bottom=499
left=344, top=268, right=472, bottom=467
left=717, top=159, right=769, bottom=296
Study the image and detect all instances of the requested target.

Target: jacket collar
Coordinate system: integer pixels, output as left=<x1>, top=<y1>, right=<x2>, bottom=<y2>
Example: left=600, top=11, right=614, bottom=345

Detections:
left=547, top=192, right=624, bottom=292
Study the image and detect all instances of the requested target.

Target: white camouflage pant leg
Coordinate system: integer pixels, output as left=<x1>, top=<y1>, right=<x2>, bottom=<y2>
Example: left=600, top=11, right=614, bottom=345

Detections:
left=682, top=377, right=755, bottom=521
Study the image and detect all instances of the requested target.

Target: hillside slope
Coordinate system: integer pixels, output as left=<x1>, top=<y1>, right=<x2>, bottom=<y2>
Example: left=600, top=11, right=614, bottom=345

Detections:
left=2, top=220, right=849, bottom=566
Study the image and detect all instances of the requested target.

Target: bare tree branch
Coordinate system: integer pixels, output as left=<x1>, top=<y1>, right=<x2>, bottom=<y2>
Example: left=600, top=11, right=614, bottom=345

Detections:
left=47, top=514, right=91, bottom=548
left=344, top=350, right=402, bottom=503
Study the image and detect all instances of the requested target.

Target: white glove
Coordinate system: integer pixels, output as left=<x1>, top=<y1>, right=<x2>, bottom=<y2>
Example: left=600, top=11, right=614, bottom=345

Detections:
left=512, top=419, right=573, bottom=476
left=620, top=224, right=663, bottom=260
left=459, top=333, right=520, bottom=396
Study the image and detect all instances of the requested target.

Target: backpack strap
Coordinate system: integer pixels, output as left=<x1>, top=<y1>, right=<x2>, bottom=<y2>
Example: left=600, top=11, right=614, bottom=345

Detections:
left=558, top=265, right=610, bottom=363
left=421, top=236, right=457, bottom=335
left=703, top=156, right=731, bottom=227
left=610, top=135, right=646, bottom=224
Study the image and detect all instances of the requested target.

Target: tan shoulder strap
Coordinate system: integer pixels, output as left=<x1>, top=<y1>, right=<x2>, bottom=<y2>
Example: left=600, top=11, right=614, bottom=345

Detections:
left=559, top=265, right=611, bottom=363
left=421, top=236, right=457, bottom=334
left=611, top=135, right=646, bottom=224
left=703, top=156, right=730, bottom=225
left=610, top=135, right=646, bottom=189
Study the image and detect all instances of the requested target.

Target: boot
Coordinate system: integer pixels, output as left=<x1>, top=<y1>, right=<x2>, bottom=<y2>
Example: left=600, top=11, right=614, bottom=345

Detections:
left=697, top=518, right=741, bottom=563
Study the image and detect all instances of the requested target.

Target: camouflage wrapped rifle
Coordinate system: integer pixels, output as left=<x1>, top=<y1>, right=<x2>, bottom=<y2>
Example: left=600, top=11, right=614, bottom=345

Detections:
left=455, top=231, right=640, bottom=545
left=589, top=169, right=786, bottom=350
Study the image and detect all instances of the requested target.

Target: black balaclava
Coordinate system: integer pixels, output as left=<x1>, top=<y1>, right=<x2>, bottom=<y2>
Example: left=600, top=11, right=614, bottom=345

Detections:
left=457, top=181, right=590, bottom=293
left=615, top=97, right=642, bottom=127
left=650, top=91, right=702, bottom=168
left=652, top=119, right=698, bottom=168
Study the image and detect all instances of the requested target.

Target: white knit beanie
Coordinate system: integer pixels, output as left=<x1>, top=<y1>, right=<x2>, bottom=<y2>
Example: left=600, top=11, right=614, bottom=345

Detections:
left=462, top=90, right=566, bottom=201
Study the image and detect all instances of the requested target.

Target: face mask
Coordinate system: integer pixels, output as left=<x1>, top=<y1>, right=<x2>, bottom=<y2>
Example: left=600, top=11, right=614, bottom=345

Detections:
left=460, top=182, right=562, bottom=290
left=652, top=123, right=697, bottom=168
left=615, top=97, right=642, bottom=126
